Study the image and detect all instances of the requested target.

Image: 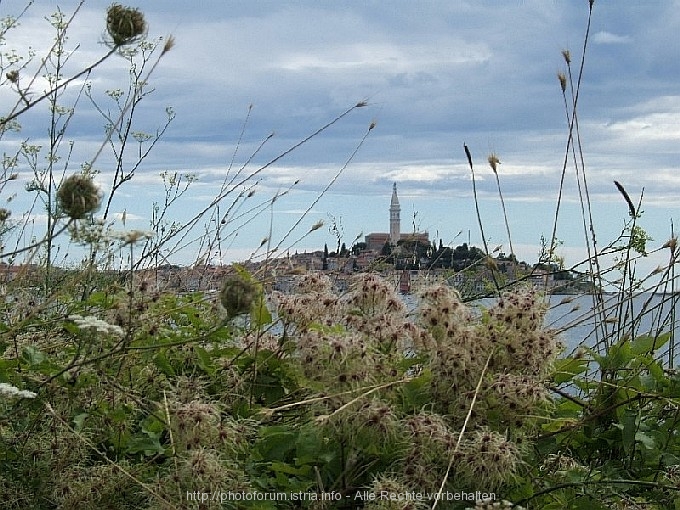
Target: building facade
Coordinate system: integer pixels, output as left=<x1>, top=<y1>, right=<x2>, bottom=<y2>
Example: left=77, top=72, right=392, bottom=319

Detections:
left=365, top=183, right=429, bottom=252
left=389, top=182, right=400, bottom=245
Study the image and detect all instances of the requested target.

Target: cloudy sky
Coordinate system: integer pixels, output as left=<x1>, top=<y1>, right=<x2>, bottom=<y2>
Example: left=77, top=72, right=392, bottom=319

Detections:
left=0, top=0, right=678, bottom=271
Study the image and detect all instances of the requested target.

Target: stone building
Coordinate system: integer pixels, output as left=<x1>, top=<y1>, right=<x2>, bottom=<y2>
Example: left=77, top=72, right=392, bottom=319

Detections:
left=365, top=183, right=429, bottom=251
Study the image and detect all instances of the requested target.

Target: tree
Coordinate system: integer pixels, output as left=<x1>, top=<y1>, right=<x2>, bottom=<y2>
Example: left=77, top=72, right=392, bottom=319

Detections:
left=452, top=243, right=470, bottom=260
left=352, top=241, right=367, bottom=256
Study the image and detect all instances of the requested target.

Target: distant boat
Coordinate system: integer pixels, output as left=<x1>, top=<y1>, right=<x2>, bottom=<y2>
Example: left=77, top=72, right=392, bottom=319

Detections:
left=399, top=269, right=411, bottom=294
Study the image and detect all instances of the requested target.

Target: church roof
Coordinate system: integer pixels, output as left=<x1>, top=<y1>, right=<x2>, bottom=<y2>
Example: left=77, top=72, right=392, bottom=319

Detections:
left=390, top=182, right=400, bottom=207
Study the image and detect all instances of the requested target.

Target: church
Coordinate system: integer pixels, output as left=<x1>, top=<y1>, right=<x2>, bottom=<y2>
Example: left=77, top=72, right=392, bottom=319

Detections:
left=364, top=183, right=429, bottom=252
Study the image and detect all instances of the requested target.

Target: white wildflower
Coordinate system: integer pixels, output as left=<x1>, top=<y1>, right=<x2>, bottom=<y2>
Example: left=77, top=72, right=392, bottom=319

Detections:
left=69, top=314, right=125, bottom=337
left=107, top=229, right=154, bottom=245
left=0, top=382, right=37, bottom=399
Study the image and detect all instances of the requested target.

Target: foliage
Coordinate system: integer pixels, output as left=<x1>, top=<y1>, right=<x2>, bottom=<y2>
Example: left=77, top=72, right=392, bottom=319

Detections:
left=524, top=331, right=680, bottom=509
left=1, top=266, right=561, bottom=509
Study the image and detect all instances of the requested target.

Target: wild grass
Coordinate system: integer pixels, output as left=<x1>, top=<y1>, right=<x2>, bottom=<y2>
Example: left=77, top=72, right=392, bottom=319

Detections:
left=1, top=2, right=680, bottom=510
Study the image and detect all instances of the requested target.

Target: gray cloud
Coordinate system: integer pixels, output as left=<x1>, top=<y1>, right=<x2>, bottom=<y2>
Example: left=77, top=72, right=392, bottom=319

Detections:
left=0, top=0, right=677, bottom=265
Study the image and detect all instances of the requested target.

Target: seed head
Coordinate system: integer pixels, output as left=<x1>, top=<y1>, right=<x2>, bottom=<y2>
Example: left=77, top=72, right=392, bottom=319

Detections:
left=120, top=229, right=154, bottom=246
left=561, top=49, right=571, bottom=64
left=57, top=174, right=102, bottom=219
left=220, top=271, right=260, bottom=319
left=663, top=237, right=677, bottom=256
left=557, top=72, right=567, bottom=93
left=487, top=153, right=500, bottom=174
left=162, top=34, right=175, bottom=55
left=106, top=3, right=147, bottom=47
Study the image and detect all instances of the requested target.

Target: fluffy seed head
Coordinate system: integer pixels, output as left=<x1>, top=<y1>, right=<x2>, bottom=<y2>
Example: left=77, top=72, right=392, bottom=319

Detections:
left=561, top=49, right=571, bottom=64
left=487, top=153, right=500, bottom=174
left=220, top=272, right=259, bottom=318
left=458, top=428, right=522, bottom=490
left=558, top=72, right=567, bottom=93
left=57, top=174, right=102, bottom=219
left=106, top=4, right=147, bottom=46
left=663, top=237, right=677, bottom=255
left=162, top=34, right=175, bottom=55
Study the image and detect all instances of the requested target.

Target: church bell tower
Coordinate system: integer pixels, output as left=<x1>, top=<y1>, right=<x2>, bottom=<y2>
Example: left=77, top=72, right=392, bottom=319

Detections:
left=389, top=182, right=400, bottom=245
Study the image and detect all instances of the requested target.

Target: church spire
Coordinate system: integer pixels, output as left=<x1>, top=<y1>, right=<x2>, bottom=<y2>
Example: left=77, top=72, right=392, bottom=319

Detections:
left=389, top=182, right=400, bottom=245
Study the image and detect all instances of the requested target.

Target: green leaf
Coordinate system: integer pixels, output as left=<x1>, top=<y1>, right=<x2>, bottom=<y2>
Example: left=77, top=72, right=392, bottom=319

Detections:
left=73, top=413, right=88, bottom=432
left=62, top=322, right=81, bottom=336
left=630, top=332, right=670, bottom=355
left=648, top=359, right=665, bottom=383
left=21, top=345, right=46, bottom=366
left=399, top=371, right=432, bottom=412
left=542, top=416, right=579, bottom=433
left=617, top=409, right=637, bottom=454
left=255, top=426, right=297, bottom=461
left=0, top=358, right=18, bottom=382
left=596, top=340, right=633, bottom=370
left=557, top=398, right=584, bottom=416
left=125, top=436, right=165, bottom=456
left=635, top=431, right=656, bottom=450
left=269, top=461, right=311, bottom=477
left=108, top=430, right=132, bottom=453
left=153, top=350, right=175, bottom=376
left=194, top=346, right=215, bottom=376
left=87, top=290, right=113, bottom=307
left=141, top=414, right=165, bottom=436
left=552, top=357, right=589, bottom=384
left=251, top=298, right=272, bottom=328
left=572, top=496, right=609, bottom=510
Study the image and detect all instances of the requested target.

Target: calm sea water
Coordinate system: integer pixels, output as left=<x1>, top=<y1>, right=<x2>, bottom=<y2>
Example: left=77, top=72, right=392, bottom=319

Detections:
left=546, top=293, right=679, bottom=360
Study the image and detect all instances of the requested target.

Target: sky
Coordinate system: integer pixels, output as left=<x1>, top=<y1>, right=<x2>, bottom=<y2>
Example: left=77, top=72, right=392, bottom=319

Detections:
left=0, top=0, right=678, bottom=275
